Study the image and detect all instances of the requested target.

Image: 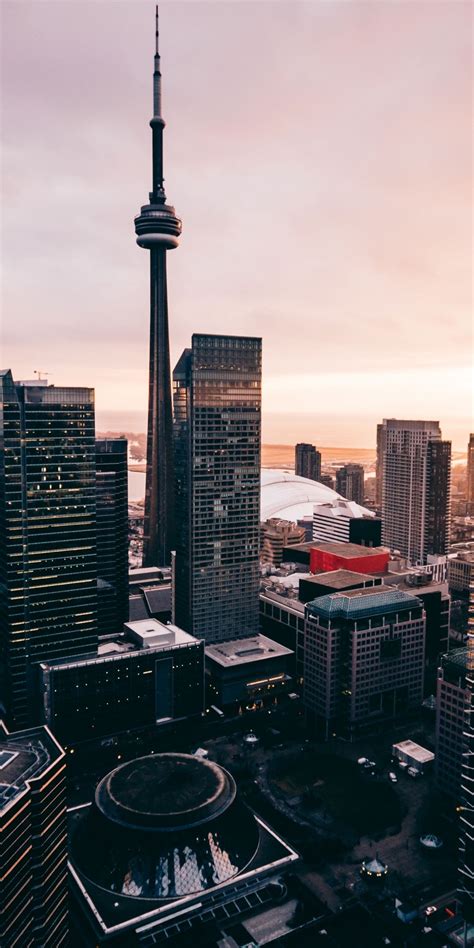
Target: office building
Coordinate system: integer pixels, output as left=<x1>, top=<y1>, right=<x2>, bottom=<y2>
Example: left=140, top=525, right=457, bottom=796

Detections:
left=39, top=619, right=204, bottom=745
left=295, top=443, right=321, bottom=482
left=0, top=371, right=97, bottom=729
left=459, top=580, right=474, bottom=928
left=312, top=500, right=381, bottom=547
left=134, top=9, right=181, bottom=567
left=435, top=648, right=467, bottom=799
left=468, top=434, right=474, bottom=505
left=173, top=334, right=262, bottom=643
left=205, top=634, right=293, bottom=712
left=260, top=518, right=306, bottom=566
left=69, top=753, right=298, bottom=944
left=96, top=439, right=129, bottom=636
left=335, top=463, right=365, bottom=506
left=380, top=419, right=451, bottom=565
left=449, top=552, right=474, bottom=595
left=303, top=587, right=425, bottom=739
left=0, top=722, right=68, bottom=947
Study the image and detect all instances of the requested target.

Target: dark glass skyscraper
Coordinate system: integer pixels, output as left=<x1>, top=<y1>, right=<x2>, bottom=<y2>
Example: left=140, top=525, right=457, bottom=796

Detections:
left=173, top=334, right=262, bottom=643
left=0, top=371, right=97, bottom=728
left=96, top=439, right=129, bottom=635
left=134, top=8, right=181, bottom=567
left=0, top=721, right=68, bottom=947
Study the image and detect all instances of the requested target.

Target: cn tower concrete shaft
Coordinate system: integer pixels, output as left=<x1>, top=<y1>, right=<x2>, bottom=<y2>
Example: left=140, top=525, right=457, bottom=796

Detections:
left=134, top=6, right=181, bottom=566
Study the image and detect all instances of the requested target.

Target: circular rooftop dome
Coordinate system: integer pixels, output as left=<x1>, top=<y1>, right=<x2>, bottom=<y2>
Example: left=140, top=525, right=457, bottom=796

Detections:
left=96, top=753, right=234, bottom=830
left=260, top=469, right=372, bottom=523
left=72, top=753, right=260, bottom=902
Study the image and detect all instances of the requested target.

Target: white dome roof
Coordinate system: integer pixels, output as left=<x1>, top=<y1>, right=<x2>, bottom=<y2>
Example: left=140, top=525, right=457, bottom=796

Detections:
left=260, top=468, right=373, bottom=523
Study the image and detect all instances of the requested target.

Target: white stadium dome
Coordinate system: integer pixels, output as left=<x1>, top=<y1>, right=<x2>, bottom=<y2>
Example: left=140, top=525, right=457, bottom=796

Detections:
left=260, top=469, right=373, bottom=522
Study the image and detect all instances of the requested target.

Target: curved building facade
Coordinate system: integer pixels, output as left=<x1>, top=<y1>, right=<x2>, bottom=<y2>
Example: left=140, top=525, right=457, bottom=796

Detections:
left=72, top=754, right=260, bottom=904
left=260, top=469, right=373, bottom=523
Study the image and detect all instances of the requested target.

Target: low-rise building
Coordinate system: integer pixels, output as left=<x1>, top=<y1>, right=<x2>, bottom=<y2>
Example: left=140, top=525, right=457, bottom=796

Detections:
left=391, top=739, right=434, bottom=773
left=260, top=518, right=306, bottom=566
left=313, top=500, right=381, bottom=547
left=205, top=634, right=294, bottom=712
left=303, top=586, right=425, bottom=739
left=39, top=619, right=204, bottom=744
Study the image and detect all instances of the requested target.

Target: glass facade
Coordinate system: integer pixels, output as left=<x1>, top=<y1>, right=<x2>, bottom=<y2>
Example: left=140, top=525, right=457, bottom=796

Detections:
left=40, top=639, right=204, bottom=744
left=173, top=335, right=262, bottom=643
left=95, top=439, right=129, bottom=635
left=0, top=371, right=97, bottom=728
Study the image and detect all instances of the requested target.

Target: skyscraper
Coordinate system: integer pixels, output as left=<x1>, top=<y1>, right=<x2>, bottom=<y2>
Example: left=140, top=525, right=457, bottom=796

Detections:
left=335, top=463, right=365, bottom=505
left=375, top=422, right=386, bottom=510
left=459, top=580, right=474, bottom=931
left=96, top=439, right=129, bottom=635
left=380, top=419, right=451, bottom=565
left=467, top=433, right=474, bottom=505
left=173, top=334, right=262, bottom=643
left=0, top=722, right=68, bottom=947
left=303, top=587, right=426, bottom=740
left=134, top=7, right=181, bottom=567
left=0, top=371, right=97, bottom=729
left=295, top=443, right=322, bottom=482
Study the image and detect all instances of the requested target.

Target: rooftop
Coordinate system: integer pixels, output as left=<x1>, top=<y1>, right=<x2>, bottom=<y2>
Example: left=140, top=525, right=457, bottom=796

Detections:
left=311, top=541, right=388, bottom=558
left=260, top=469, right=373, bottom=522
left=441, top=646, right=467, bottom=672
left=300, top=569, right=377, bottom=590
left=392, top=740, right=435, bottom=764
left=205, top=634, right=293, bottom=667
left=306, top=586, right=423, bottom=622
left=0, top=724, right=64, bottom=813
left=96, top=753, right=235, bottom=830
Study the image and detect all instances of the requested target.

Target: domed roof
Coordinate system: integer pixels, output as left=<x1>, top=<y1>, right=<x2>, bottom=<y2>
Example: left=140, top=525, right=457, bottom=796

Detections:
left=72, top=753, right=260, bottom=902
left=260, top=469, right=372, bottom=522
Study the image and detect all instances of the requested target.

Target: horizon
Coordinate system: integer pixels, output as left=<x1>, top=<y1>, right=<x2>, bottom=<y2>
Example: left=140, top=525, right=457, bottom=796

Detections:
left=1, top=1, right=472, bottom=447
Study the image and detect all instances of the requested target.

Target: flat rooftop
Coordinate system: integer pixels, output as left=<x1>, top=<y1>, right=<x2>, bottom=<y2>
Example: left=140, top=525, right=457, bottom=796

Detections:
left=306, top=585, right=423, bottom=621
left=392, top=740, right=435, bottom=764
left=0, top=724, right=64, bottom=813
left=311, top=541, right=387, bottom=558
left=40, top=622, right=199, bottom=672
left=300, top=569, right=377, bottom=589
left=206, top=634, right=293, bottom=668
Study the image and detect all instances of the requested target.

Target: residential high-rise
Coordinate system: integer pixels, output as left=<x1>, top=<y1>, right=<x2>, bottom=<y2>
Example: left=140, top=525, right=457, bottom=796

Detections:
left=467, top=433, right=474, bottom=505
left=375, top=422, right=386, bottom=510
left=295, top=443, right=321, bottom=482
left=0, top=722, right=68, bottom=947
left=95, top=439, right=129, bottom=635
left=134, top=8, right=181, bottom=567
left=335, top=463, right=365, bottom=505
left=380, top=419, right=451, bottom=565
left=303, top=586, right=426, bottom=739
left=0, top=371, right=97, bottom=729
left=173, top=334, right=262, bottom=643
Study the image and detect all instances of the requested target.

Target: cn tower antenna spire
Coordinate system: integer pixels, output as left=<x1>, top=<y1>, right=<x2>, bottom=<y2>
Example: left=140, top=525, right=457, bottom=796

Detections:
left=134, top=5, right=182, bottom=568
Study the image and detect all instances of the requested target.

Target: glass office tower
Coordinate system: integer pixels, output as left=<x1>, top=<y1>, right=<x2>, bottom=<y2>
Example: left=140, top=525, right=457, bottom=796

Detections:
left=96, top=439, right=129, bottom=635
left=0, top=371, right=97, bottom=728
left=173, top=334, right=262, bottom=643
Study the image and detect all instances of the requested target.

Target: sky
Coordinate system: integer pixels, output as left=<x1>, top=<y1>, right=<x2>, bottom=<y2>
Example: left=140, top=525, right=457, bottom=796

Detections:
left=1, top=1, right=472, bottom=448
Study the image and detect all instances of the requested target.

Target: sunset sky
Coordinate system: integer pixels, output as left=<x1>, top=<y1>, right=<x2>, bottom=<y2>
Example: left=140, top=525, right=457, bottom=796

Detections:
left=1, top=1, right=472, bottom=448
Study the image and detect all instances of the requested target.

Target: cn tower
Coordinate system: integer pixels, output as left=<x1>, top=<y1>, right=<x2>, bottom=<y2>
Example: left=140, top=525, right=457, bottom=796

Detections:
left=135, top=6, right=181, bottom=566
